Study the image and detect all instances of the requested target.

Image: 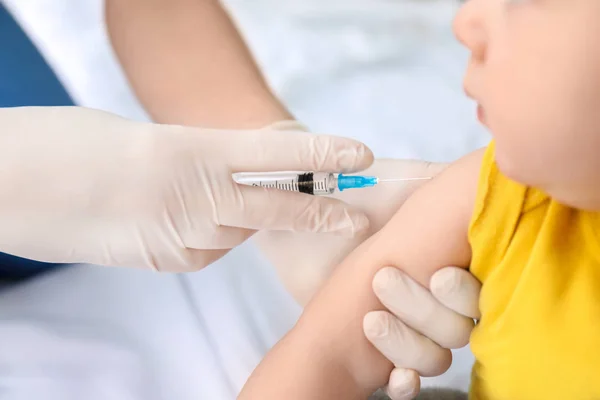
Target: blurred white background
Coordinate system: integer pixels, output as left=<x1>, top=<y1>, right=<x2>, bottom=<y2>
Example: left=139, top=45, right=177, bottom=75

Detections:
left=1, top=1, right=488, bottom=399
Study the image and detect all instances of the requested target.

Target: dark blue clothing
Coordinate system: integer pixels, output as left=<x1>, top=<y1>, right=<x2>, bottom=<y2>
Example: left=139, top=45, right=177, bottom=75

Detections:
left=0, top=4, right=73, bottom=280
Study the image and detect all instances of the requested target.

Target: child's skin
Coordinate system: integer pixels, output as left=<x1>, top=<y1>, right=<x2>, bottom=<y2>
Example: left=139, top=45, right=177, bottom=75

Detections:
left=238, top=0, right=600, bottom=398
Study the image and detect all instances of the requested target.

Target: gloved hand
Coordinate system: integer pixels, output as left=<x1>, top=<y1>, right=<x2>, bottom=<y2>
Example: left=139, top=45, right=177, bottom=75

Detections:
left=0, top=107, right=373, bottom=271
left=365, top=266, right=481, bottom=400
left=254, top=122, right=448, bottom=305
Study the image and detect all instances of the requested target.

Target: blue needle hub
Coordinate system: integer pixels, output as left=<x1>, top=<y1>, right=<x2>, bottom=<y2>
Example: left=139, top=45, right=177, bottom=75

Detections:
left=337, top=174, right=378, bottom=191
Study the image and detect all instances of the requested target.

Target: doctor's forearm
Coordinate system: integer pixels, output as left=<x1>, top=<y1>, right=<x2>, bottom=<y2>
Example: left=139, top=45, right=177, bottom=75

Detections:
left=105, top=0, right=292, bottom=128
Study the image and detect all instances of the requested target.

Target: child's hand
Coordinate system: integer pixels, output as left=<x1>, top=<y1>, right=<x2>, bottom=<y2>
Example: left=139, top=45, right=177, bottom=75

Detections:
left=255, top=156, right=447, bottom=305
left=366, top=266, right=481, bottom=400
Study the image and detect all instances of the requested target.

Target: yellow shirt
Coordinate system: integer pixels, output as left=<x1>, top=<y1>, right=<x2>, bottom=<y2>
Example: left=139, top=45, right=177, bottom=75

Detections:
left=468, top=143, right=600, bottom=400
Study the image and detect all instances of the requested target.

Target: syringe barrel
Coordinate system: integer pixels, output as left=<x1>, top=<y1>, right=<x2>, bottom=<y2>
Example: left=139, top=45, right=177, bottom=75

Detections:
left=232, top=172, right=337, bottom=195
left=309, top=172, right=337, bottom=195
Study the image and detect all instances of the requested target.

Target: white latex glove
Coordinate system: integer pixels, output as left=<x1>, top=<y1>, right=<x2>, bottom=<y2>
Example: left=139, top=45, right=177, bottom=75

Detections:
left=254, top=121, right=448, bottom=305
left=0, top=107, right=373, bottom=271
left=365, top=266, right=481, bottom=400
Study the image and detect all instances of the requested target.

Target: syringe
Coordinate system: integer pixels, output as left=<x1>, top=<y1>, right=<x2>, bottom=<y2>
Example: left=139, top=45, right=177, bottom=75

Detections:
left=232, top=171, right=431, bottom=195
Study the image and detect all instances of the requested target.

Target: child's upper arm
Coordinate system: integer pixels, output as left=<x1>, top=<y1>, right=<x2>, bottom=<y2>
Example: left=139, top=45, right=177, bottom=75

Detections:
left=238, top=149, right=486, bottom=400
left=373, top=148, right=485, bottom=286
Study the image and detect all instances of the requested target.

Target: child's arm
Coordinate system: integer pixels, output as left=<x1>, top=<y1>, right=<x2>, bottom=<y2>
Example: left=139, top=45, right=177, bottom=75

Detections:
left=105, top=0, right=292, bottom=128
left=238, top=149, right=484, bottom=399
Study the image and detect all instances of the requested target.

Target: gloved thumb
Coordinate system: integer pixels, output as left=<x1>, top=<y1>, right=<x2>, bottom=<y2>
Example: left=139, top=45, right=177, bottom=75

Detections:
left=430, top=267, right=481, bottom=320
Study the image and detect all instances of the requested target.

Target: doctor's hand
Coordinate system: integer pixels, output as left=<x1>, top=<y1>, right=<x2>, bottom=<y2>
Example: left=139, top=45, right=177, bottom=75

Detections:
left=254, top=121, right=448, bottom=305
left=0, top=107, right=373, bottom=271
left=365, top=266, right=481, bottom=400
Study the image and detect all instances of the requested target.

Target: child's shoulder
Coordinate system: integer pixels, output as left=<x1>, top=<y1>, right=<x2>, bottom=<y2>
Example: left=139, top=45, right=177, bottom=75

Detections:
left=403, top=146, right=485, bottom=232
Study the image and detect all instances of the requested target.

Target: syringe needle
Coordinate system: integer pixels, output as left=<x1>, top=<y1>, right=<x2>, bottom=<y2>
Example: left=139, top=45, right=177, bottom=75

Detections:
left=377, top=177, right=432, bottom=182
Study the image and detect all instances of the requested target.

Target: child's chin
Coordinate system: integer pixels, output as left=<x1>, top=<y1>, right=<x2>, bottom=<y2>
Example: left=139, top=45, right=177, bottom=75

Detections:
left=494, top=149, right=528, bottom=185
left=548, top=187, right=600, bottom=211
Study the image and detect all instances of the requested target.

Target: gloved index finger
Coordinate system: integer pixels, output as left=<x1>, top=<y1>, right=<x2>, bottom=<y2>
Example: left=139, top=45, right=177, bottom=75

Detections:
left=223, top=129, right=374, bottom=174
